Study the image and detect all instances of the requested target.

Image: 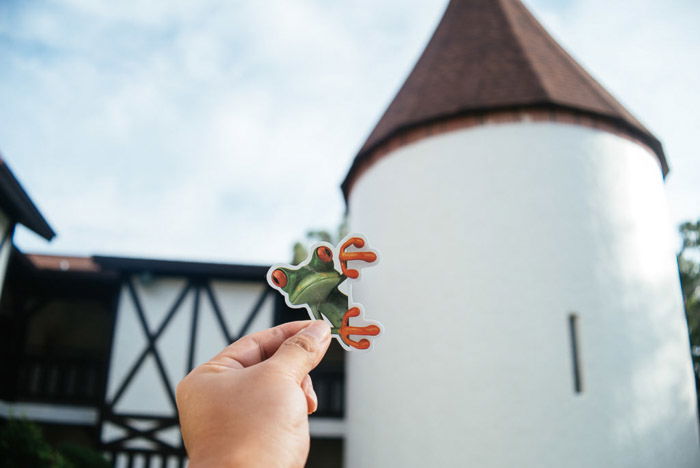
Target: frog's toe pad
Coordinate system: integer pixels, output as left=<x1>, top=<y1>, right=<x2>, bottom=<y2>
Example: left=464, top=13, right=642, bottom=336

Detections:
left=339, top=237, right=378, bottom=279
left=340, top=307, right=381, bottom=349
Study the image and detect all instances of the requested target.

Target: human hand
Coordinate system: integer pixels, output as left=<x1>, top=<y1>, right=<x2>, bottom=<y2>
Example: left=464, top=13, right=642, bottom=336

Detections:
left=176, top=320, right=332, bottom=468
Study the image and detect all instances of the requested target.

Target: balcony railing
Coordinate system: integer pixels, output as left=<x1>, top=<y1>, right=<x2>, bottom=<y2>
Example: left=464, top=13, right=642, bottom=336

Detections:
left=2, top=353, right=104, bottom=406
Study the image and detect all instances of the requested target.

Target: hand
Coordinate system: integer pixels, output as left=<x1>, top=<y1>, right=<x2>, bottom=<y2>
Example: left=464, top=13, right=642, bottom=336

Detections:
left=176, top=320, right=332, bottom=468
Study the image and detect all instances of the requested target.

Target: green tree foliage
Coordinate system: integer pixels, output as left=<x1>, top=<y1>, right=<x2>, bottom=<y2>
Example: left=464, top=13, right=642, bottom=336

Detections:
left=291, top=221, right=348, bottom=265
left=57, top=443, right=110, bottom=468
left=0, top=418, right=108, bottom=468
left=0, top=418, right=67, bottom=468
left=678, top=220, right=700, bottom=374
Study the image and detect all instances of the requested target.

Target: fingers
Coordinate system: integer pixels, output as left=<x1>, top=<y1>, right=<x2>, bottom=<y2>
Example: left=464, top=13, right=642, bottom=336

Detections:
left=302, top=374, right=318, bottom=414
left=267, top=321, right=331, bottom=383
left=208, top=321, right=316, bottom=369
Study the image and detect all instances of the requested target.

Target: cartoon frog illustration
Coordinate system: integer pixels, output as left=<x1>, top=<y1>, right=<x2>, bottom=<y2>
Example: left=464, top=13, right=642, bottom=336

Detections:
left=267, top=235, right=381, bottom=350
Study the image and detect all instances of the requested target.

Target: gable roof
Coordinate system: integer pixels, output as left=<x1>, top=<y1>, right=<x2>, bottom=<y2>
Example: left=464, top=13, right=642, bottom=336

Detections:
left=93, top=256, right=269, bottom=281
left=22, top=252, right=269, bottom=281
left=342, top=0, right=666, bottom=197
left=0, top=157, right=55, bottom=240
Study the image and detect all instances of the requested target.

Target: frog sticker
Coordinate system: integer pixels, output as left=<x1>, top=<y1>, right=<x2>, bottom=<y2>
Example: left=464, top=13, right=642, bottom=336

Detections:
left=267, top=234, right=382, bottom=351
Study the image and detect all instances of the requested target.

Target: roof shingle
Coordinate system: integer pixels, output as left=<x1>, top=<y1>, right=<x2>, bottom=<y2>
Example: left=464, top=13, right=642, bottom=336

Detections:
left=342, top=0, right=665, bottom=198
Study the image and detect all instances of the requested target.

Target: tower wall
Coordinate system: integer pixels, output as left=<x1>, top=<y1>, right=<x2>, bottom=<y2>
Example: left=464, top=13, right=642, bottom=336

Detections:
left=345, top=122, right=699, bottom=467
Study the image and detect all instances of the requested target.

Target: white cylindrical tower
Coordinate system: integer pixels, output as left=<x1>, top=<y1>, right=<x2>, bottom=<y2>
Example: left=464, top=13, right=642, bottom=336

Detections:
left=343, top=1, right=699, bottom=467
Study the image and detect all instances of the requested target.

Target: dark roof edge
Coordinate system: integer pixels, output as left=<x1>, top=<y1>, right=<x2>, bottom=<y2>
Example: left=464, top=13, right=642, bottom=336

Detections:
left=341, top=103, right=667, bottom=203
left=12, top=247, right=118, bottom=282
left=93, top=255, right=270, bottom=281
left=0, top=158, right=55, bottom=240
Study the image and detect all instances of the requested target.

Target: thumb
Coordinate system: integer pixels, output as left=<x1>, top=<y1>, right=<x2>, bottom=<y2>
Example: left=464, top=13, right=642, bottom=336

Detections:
left=268, top=320, right=331, bottom=382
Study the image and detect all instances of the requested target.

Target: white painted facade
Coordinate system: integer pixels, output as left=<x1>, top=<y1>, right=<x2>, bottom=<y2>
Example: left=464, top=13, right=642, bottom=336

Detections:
left=0, top=210, right=13, bottom=300
left=0, top=401, right=97, bottom=426
left=102, top=275, right=275, bottom=455
left=345, top=122, right=700, bottom=467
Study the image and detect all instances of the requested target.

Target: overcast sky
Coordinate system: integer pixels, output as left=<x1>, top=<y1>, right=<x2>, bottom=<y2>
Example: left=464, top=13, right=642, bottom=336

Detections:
left=0, top=0, right=698, bottom=265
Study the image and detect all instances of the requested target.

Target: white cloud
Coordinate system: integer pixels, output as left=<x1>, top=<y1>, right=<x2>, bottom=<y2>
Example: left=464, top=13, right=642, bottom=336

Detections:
left=525, top=0, right=700, bottom=238
left=1, top=0, right=697, bottom=264
left=0, top=0, right=447, bottom=263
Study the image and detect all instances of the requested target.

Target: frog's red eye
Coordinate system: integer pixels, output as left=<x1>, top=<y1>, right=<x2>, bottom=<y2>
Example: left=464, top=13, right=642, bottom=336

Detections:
left=271, top=269, right=287, bottom=288
left=316, top=246, right=333, bottom=263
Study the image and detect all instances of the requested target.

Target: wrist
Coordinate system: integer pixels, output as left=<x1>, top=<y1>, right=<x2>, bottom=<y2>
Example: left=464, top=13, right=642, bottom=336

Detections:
left=188, top=441, right=288, bottom=468
left=188, top=450, right=264, bottom=468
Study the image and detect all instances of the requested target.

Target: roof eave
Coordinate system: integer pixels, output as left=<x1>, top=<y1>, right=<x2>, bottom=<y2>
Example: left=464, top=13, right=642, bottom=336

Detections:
left=92, top=255, right=270, bottom=281
left=0, top=158, right=56, bottom=240
left=342, top=103, right=667, bottom=203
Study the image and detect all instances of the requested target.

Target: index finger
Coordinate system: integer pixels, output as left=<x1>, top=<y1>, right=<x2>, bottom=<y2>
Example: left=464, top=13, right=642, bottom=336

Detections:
left=208, top=320, right=316, bottom=369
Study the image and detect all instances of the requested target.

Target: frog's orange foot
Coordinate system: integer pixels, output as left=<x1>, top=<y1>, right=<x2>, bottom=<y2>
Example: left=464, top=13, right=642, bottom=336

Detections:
left=339, top=307, right=380, bottom=350
left=339, top=237, right=377, bottom=279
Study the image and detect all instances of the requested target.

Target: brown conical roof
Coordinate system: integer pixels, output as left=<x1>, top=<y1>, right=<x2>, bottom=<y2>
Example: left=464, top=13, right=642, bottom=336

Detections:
left=342, top=0, right=666, bottom=198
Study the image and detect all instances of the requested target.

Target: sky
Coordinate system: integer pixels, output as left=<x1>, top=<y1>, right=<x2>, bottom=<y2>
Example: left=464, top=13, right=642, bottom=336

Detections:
left=0, top=0, right=698, bottom=265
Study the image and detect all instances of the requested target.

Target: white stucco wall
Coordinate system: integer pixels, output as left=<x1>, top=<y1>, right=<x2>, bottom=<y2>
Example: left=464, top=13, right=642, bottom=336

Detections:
left=0, top=210, right=13, bottom=300
left=346, top=122, right=699, bottom=467
left=102, top=275, right=274, bottom=452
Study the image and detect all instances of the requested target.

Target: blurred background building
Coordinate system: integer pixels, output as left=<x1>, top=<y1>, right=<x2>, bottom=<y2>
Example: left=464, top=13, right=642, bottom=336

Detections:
left=0, top=176, right=345, bottom=466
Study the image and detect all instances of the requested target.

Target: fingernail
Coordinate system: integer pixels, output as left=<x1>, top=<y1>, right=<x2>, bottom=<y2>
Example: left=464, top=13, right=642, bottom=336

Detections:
left=309, top=389, right=318, bottom=415
left=299, top=321, right=330, bottom=342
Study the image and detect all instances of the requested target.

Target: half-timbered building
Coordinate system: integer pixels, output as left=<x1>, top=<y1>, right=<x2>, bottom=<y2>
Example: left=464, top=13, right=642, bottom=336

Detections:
left=1, top=248, right=345, bottom=467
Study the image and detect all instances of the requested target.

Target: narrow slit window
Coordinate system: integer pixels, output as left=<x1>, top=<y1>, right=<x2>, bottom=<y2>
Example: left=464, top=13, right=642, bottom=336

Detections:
left=568, top=313, right=583, bottom=394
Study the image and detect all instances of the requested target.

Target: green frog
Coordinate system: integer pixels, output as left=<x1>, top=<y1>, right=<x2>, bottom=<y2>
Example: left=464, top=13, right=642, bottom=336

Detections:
left=267, top=236, right=381, bottom=350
